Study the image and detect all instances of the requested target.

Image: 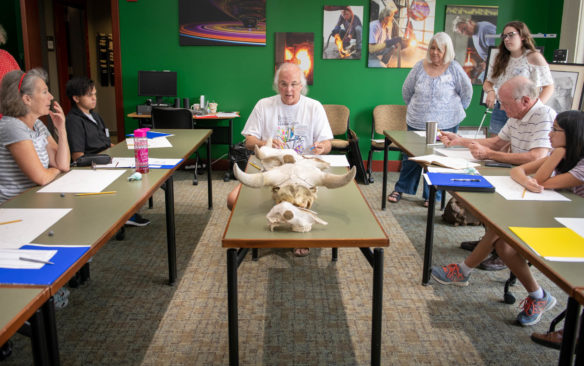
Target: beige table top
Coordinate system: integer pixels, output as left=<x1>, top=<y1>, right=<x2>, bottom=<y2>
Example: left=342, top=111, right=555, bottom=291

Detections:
left=223, top=162, right=389, bottom=248
left=1, top=129, right=211, bottom=292
left=0, top=287, right=49, bottom=346
left=385, top=130, right=584, bottom=295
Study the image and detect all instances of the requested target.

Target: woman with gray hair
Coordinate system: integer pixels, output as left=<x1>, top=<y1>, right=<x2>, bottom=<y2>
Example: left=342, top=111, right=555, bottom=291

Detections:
left=0, top=69, right=70, bottom=203
left=388, top=32, right=472, bottom=206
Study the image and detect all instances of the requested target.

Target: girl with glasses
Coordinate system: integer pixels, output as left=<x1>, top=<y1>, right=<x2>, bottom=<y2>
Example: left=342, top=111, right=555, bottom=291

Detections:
left=483, top=21, right=554, bottom=136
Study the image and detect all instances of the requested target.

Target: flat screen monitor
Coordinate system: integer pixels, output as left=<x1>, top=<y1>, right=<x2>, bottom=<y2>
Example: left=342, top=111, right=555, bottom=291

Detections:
left=138, top=70, right=177, bottom=105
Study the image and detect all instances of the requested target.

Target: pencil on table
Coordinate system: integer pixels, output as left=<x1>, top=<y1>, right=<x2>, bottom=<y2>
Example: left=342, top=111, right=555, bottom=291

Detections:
left=522, top=188, right=527, bottom=198
left=0, top=219, right=22, bottom=225
left=75, top=191, right=117, bottom=196
left=249, top=162, right=261, bottom=170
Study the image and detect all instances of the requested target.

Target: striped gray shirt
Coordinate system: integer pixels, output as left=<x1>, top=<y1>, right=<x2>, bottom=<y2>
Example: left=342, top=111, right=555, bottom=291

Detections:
left=0, top=116, right=50, bottom=204
left=498, top=100, right=556, bottom=154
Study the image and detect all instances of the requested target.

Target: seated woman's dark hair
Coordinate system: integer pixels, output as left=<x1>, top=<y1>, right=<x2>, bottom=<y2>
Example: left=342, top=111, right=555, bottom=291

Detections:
left=556, top=110, right=584, bottom=174
left=65, top=76, right=95, bottom=104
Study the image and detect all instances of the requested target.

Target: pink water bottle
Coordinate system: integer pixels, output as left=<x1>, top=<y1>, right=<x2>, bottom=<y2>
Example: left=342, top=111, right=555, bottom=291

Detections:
left=134, top=128, right=149, bottom=173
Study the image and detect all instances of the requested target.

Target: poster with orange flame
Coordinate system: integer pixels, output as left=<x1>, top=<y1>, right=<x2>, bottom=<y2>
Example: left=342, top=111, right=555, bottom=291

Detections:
left=323, top=6, right=363, bottom=60
left=275, top=32, right=314, bottom=85
left=445, top=5, right=498, bottom=84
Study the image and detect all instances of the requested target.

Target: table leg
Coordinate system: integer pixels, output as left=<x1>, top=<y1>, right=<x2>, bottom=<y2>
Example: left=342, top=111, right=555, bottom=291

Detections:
left=227, top=249, right=239, bottom=366
left=422, top=186, right=436, bottom=285
left=382, top=137, right=389, bottom=210
left=163, top=176, right=177, bottom=285
left=332, top=248, right=338, bottom=261
left=42, top=297, right=60, bottom=366
left=252, top=248, right=258, bottom=261
left=559, top=296, right=580, bottom=365
left=206, top=136, right=213, bottom=209
left=575, top=307, right=584, bottom=364
left=29, top=305, right=49, bottom=366
left=371, top=248, right=383, bottom=366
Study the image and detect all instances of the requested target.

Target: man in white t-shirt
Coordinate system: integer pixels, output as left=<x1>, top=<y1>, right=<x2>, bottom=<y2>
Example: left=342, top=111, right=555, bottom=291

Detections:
left=228, top=63, right=333, bottom=256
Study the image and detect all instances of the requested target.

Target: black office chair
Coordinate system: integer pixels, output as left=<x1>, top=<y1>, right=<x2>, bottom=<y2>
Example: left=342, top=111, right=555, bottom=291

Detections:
left=151, top=107, right=199, bottom=185
left=323, top=104, right=368, bottom=184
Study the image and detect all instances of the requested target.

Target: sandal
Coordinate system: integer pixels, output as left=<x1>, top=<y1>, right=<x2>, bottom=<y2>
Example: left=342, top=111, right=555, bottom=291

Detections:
left=293, top=248, right=310, bottom=257
left=387, top=191, right=402, bottom=203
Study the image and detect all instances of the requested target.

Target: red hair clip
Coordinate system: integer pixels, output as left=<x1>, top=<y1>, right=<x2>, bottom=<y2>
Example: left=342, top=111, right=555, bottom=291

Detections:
left=18, top=72, right=26, bottom=92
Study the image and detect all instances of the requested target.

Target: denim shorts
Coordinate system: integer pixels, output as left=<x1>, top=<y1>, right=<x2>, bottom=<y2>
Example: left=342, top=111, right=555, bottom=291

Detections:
left=489, top=101, right=508, bottom=135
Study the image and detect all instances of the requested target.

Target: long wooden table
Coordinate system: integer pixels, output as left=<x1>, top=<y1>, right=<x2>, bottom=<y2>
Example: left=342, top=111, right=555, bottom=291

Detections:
left=0, top=129, right=212, bottom=365
left=222, top=159, right=389, bottom=365
left=383, top=130, right=584, bottom=365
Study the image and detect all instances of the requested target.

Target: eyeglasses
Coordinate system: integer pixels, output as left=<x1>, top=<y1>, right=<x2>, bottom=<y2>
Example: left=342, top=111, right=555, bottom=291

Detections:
left=278, top=81, right=302, bottom=89
left=501, top=31, right=518, bottom=40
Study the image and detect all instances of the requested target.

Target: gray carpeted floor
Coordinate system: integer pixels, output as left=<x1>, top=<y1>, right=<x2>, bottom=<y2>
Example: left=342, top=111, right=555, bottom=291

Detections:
left=3, top=170, right=564, bottom=365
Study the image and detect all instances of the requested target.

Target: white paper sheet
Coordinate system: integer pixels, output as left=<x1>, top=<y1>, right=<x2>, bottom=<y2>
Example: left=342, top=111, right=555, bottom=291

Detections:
left=98, top=158, right=182, bottom=169
left=484, top=176, right=571, bottom=201
left=0, top=248, right=57, bottom=269
left=302, top=154, right=349, bottom=167
left=410, top=154, right=480, bottom=170
left=555, top=218, right=584, bottom=238
left=215, top=112, right=239, bottom=118
left=126, top=136, right=173, bottom=149
left=0, top=208, right=71, bottom=249
left=434, top=147, right=480, bottom=162
left=414, top=131, right=426, bottom=137
left=426, top=167, right=469, bottom=174
left=38, top=170, right=125, bottom=193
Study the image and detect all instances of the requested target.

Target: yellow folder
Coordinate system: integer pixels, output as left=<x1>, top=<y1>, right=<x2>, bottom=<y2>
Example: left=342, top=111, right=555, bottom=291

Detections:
left=509, top=227, right=584, bottom=261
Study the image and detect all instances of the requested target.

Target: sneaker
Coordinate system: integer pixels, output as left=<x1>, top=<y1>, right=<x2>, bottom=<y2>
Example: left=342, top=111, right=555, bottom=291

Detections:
left=431, top=264, right=470, bottom=286
left=126, top=213, right=150, bottom=227
left=460, top=240, right=479, bottom=251
left=517, top=290, right=557, bottom=326
left=478, top=253, right=507, bottom=271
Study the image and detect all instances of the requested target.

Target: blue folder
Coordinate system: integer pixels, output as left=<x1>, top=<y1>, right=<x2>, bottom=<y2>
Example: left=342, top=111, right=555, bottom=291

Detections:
left=126, top=131, right=171, bottom=139
left=425, top=173, right=495, bottom=192
left=0, top=245, right=90, bottom=286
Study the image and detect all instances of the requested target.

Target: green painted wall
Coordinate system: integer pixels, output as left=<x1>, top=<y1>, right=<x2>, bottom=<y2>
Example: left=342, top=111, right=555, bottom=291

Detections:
left=118, top=0, right=563, bottom=161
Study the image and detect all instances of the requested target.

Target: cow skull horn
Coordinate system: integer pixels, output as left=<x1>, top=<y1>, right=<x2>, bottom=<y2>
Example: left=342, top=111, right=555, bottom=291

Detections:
left=319, top=166, right=356, bottom=188
left=233, top=164, right=265, bottom=187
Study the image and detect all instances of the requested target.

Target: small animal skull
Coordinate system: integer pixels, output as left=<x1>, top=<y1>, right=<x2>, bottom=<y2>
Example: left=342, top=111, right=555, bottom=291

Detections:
left=266, top=201, right=328, bottom=232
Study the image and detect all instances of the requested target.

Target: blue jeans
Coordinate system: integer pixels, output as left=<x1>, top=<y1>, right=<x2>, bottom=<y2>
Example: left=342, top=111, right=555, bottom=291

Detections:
left=394, top=125, right=459, bottom=201
left=489, top=102, right=508, bottom=135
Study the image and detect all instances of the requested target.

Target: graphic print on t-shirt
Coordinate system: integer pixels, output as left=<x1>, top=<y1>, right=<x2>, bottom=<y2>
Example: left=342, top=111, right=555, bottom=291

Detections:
left=274, top=104, right=308, bottom=153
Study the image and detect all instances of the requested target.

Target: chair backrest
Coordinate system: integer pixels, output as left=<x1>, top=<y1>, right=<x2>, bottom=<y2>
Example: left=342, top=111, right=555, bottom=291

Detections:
left=151, top=107, right=193, bottom=129
left=323, top=104, right=350, bottom=136
left=372, top=105, right=407, bottom=135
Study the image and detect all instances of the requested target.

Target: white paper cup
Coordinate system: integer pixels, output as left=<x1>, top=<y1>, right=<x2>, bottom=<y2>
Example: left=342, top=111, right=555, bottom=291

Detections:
left=209, top=102, right=218, bottom=114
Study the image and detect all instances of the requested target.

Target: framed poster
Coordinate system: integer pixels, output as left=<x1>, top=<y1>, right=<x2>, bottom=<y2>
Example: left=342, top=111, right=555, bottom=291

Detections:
left=445, top=5, right=498, bottom=85
left=367, top=0, right=436, bottom=68
left=178, top=0, right=266, bottom=46
left=546, top=63, right=584, bottom=113
left=275, top=32, right=314, bottom=85
left=322, top=6, right=363, bottom=60
left=480, top=46, right=545, bottom=107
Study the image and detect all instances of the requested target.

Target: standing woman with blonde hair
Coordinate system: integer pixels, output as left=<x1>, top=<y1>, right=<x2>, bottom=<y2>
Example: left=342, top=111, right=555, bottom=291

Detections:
left=0, top=69, right=70, bottom=203
left=388, top=32, right=473, bottom=206
left=483, top=21, right=554, bottom=136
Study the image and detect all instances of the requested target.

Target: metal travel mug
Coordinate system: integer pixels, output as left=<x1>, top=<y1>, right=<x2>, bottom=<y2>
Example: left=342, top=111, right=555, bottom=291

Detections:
left=426, top=121, right=438, bottom=144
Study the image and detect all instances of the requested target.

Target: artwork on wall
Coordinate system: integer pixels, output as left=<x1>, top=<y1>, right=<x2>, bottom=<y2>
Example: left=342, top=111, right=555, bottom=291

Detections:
left=368, top=0, right=436, bottom=68
left=275, top=32, right=314, bottom=85
left=445, top=5, right=498, bottom=85
left=322, top=6, right=363, bottom=60
left=178, top=0, right=266, bottom=46
left=480, top=46, right=544, bottom=106
left=546, top=63, right=584, bottom=113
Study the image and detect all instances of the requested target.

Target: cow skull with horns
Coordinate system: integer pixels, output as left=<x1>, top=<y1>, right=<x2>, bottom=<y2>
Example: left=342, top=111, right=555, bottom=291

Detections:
left=233, top=158, right=356, bottom=209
